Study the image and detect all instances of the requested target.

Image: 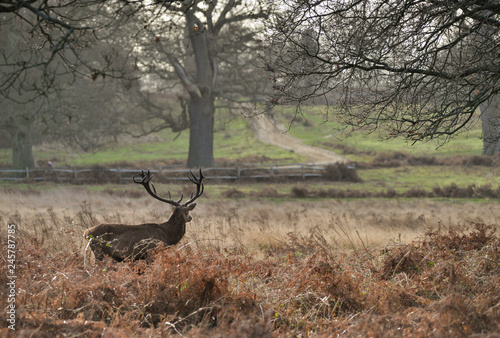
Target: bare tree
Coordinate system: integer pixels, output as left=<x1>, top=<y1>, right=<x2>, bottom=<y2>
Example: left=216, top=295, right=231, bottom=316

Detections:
left=84, top=169, right=205, bottom=261
left=0, top=1, right=129, bottom=98
left=0, top=1, right=138, bottom=169
left=131, top=0, right=270, bottom=167
left=262, top=0, right=500, bottom=154
left=1, top=1, right=271, bottom=168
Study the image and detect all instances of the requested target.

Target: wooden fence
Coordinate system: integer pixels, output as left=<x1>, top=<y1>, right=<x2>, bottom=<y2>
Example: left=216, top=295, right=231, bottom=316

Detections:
left=0, top=163, right=338, bottom=184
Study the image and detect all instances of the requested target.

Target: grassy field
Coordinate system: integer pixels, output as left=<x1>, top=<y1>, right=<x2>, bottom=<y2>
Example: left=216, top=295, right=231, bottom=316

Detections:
left=1, top=106, right=500, bottom=336
left=1, top=188, right=500, bottom=336
left=274, top=105, right=484, bottom=160
left=1, top=105, right=498, bottom=195
left=0, top=105, right=486, bottom=166
left=0, top=114, right=305, bottom=168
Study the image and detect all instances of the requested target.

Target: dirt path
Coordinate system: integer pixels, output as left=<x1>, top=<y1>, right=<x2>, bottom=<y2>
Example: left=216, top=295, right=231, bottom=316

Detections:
left=248, top=114, right=346, bottom=164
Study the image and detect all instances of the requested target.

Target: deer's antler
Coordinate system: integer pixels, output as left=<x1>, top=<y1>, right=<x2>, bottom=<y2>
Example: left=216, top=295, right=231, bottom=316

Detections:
left=133, top=170, right=183, bottom=206
left=184, top=168, right=205, bottom=206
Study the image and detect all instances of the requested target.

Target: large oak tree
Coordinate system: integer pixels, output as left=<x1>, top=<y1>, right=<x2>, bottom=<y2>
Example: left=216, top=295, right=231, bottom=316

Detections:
left=131, top=0, right=270, bottom=167
left=1, top=0, right=270, bottom=169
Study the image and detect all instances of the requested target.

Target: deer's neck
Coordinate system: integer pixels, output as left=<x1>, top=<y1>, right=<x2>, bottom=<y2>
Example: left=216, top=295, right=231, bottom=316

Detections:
left=161, top=210, right=186, bottom=245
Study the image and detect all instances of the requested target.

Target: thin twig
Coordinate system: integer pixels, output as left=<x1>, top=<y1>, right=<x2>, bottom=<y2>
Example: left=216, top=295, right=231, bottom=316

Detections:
left=356, top=230, right=367, bottom=250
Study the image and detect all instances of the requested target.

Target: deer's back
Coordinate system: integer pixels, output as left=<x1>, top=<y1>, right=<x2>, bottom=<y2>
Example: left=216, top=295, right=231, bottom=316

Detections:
left=85, top=223, right=169, bottom=261
left=85, top=223, right=167, bottom=242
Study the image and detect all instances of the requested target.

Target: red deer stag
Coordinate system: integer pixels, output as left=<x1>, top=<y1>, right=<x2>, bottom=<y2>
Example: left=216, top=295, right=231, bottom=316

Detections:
left=84, top=169, right=205, bottom=261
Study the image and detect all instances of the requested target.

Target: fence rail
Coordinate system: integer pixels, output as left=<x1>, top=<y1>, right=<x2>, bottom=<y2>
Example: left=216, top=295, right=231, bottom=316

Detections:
left=0, top=163, right=337, bottom=184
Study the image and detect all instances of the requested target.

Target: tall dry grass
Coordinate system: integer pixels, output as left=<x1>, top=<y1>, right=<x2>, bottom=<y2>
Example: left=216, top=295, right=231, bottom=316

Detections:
left=0, top=187, right=498, bottom=252
left=2, top=187, right=500, bottom=336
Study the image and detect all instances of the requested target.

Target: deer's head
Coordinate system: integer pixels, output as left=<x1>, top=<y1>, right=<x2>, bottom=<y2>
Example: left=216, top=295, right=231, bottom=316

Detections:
left=171, top=203, right=197, bottom=223
left=133, top=168, right=204, bottom=216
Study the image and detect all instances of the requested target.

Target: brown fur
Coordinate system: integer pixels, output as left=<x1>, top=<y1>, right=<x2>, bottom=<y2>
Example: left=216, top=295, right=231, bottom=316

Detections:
left=84, top=169, right=204, bottom=262
left=84, top=204, right=196, bottom=261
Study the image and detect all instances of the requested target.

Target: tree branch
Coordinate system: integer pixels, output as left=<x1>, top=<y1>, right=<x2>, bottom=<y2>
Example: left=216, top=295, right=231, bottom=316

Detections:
left=170, top=57, right=202, bottom=98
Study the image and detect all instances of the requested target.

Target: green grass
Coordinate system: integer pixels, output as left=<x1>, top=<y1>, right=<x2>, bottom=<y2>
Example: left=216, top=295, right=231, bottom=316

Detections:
left=67, top=117, right=301, bottom=166
left=0, top=148, right=9, bottom=166
left=212, top=118, right=304, bottom=162
left=335, top=130, right=482, bottom=159
left=3, top=165, right=498, bottom=199
left=0, top=105, right=485, bottom=168
left=70, top=142, right=188, bottom=167
left=274, top=106, right=484, bottom=161
left=358, top=166, right=500, bottom=192
left=0, top=115, right=304, bottom=168
left=1, top=105, right=497, bottom=200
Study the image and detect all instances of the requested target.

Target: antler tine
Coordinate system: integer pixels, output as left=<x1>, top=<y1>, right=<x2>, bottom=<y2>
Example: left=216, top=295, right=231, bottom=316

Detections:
left=133, top=169, right=181, bottom=206
left=133, top=170, right=144, bottom=183
left=188, top=167, right=205, bottom=183
left=168, top=191, right=184, bottom=204
left=184, top=168, right=205, bottom=206
left=133, top=170, right=155, bottom=184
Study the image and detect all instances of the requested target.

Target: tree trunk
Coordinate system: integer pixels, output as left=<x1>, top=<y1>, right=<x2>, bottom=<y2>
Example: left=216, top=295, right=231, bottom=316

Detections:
left=480, top=95, right=500, bottom=155
left=11, top=118, right=35, bottom=172
left=187, top=91, right=215, bottom=168
left=184, top=11, right=217, bottom=168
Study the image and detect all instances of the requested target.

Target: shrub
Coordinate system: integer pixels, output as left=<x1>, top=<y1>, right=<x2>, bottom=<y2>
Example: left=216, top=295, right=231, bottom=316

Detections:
left=221, top=188, right=246, bottom=198
left=384, top=188, right=397, bottom=198
left=322, top=163, right=362, bottom=182
left=432, top=183, right=474, bottom=198
left=380, top=246, right=427, bottom=279
left=464, top=155, right=494, bottom=166
left=370, top=152, right=408, bottom=168
left=423, top=223, right=498, bottom=251
left=401, top=188, right=431, bottom=198
left=407, top=156, right=438, bottom=166
left=253, top=187, right=281, bottom=198
left=474, top=184, right=500, bottom=198
left=290, top=186, right=309, bottom=198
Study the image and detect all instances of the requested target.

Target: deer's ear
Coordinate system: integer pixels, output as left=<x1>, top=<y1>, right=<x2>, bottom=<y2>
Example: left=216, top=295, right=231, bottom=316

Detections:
left=187, top=203, right=196, bottom=210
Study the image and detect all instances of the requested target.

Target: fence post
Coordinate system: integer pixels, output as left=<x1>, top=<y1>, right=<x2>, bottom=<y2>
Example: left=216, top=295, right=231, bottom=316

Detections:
left=74, top=168, right=78, bottom=181
left=301, top=164, right=305, bottom=179
left=270, top=165, right=274, bottom=176
left=26, top=167, right=29, bottom=179
left=237, top=166, right=241, bottom=179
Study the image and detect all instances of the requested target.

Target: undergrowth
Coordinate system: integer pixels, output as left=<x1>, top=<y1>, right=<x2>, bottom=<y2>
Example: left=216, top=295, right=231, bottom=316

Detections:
left=1, top=216, right=500, bottom=336
left=223, top=182, right=500, bottom=199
